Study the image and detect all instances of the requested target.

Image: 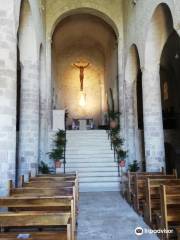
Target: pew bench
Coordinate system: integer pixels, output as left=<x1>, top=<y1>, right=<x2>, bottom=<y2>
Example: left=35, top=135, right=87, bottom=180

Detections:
left=0, top=211, right=72, bottom=240
left=0, top=231, right=68, bottom=240
left=123, top=168, right=165, bottom=204
left=156, top=185, right=180, bottom=239
left=144, top=179, right=180, bottom=227
left=0, top=195, right=75, bottom=240
left=132, top=174, right=177, bottom=214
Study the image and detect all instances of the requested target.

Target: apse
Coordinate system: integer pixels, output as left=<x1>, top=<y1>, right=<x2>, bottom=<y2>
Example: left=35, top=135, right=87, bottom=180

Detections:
left=52, top=14, right=118, bottom=128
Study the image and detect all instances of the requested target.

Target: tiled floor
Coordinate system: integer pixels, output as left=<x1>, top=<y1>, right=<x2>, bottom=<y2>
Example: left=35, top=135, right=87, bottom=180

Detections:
left=77, top=192, right=158, bottom=240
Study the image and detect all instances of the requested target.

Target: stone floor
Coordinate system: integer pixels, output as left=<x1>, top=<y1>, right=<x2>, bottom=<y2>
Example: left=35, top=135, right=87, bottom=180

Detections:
left=77, top=192, right=159, bottom=240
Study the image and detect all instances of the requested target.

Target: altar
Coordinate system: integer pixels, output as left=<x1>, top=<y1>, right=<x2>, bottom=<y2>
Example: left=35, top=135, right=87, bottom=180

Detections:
left=72, top=118, right=94, bottom=130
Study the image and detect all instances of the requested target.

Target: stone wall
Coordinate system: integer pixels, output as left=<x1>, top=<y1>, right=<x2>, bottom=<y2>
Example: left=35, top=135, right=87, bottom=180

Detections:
left=0, top=0, right=17, bottom=195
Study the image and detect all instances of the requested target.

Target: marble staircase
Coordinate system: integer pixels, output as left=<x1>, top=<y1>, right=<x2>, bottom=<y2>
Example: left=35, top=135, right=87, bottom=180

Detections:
left=65, top=130, right=120, bottom=192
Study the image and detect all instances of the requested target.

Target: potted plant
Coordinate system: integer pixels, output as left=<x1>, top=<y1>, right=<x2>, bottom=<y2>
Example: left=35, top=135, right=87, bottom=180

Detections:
left=38, top=161, right=50, bottom=174
left=128, top=160, right=139, bottom=172
left=111, top=137, right=123, bottom=149
left=47, top=129, right=66, bottom=172
left=108, top=110, right=120, bottom=129
left=107, top=88, right=120, bottom=129
left=116, top=149, right=128, bottom=167
left=48, top=148, right=64, bottom=168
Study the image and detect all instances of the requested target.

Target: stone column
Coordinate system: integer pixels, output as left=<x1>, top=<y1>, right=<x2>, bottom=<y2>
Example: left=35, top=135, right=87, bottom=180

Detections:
left=39, top=48, right=48, bottom=163
left=142, top=65, right=165, bottom=172
left=0, top=1, right=17, bottom=195
left=19, top=60, right=39, bottom=178
left=125, top=80, right=136, bottom=163
left=117, top=38, right=126, bottom=139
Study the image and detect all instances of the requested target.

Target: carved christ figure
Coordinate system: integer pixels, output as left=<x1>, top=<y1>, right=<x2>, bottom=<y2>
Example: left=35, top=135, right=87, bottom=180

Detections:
left=73, top=63, right=89, bottom=91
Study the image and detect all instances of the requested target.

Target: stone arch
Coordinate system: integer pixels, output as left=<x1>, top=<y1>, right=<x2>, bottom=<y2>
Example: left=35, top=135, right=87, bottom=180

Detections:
left=143, top=3, right=174, bottom=171
left=49, top=12, right=118, bottom=131
left=50, top=7, right=119, bottom=39
left=125, top=44, right=145, bottom=168
left=160, top=29, right=180, bottom=175
left=46, top=7, right=120, bottom=131
left=18, top=0, right=39, bottom=65
left=145, top=3, right=174, bottom=67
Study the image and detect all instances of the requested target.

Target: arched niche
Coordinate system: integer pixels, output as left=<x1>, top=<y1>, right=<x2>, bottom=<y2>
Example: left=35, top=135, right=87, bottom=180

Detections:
left=51, top=13, right=118, bottom=129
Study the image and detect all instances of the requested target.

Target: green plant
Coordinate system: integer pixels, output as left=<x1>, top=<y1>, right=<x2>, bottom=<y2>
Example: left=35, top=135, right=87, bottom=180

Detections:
left=108, top=110, right=120, bottom=121
left=55, top=130, right=66, bottom=146
left=111, top=127, right=120, bottom=135
left=38, top=161, right=50, bottom=174
left=128, top=160, right=139, bottom=172
left=47, top=129, right=66, bottom=162
left=116, top=149, right=128, bottom=160
left=112, top=137, right=123, bottom=148
left=48, top=148, right=64, bottom=160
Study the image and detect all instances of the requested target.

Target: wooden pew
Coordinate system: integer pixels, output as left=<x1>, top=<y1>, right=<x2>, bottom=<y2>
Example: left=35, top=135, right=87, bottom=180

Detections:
left=7, top=175, right=79, bottom=240
left=132, top=173, right=177, bottom=213
left=24, top=176, right=79, bottom=206
left=0, top=195, right=75, bottom=240
left=0, top=232, right=68, bottom=240
left=9, top=181, right=78, bottom=228
left=125, top=169, right=165, bottom=204
left=36, top=171, right=77, bottom=177
left=158, top=185, right=180, bottom=240
left=12, top=175, right=78, bottom=202
left=27, top=172, right=79, bottom=201
left=0, top=211, right=72, bottom=240
left=144, top=179, right=180, bottom=226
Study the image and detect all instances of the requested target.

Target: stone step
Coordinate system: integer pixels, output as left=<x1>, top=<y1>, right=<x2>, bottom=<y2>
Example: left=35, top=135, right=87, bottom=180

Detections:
left=79, top=181, right=120, bottom=192
left=78, top=171, right=119, bottom=177
left=66, top=149, right=113, bottom=154
left=79, top=176, right=120, bottom=182
left=66, top=141, right=110, bottom=145
left=67, top=139, right=109, bottom=143
left=65, top=162, right=118, bottom=168
left=66, top=130, right=107, bottom=134
left=67, top=135, right=108, bottom=138
left=66, top=147, right=111, bottom=151
left=64, top=130, right=118, bottom=192
left=65, top=157, right=116, bottom=163
left=66, top=153, right=114, bottom=158
left=65, top=166, right=118, bottom=172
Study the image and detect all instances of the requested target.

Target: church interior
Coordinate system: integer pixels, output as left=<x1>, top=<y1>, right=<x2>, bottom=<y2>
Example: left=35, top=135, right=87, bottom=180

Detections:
left=0, top=0, right=180, bottom=239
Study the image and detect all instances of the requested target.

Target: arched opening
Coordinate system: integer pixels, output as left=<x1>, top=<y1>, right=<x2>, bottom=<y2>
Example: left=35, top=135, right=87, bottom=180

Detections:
left=144, top=3, right=174, bottom=171
left=160, top=30, right=180, bottom=175
left=125, top=45, right=145, bottom=169
left=51, top=13, right=118, bottom=130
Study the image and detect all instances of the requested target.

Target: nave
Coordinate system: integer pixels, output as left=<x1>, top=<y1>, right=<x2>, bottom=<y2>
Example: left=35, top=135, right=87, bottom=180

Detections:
left=78, top=192, right=158, bottom=240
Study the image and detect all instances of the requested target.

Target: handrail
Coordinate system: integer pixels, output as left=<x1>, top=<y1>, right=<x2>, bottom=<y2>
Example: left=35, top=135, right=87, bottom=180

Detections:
left=107, top=129, right=120, bottom=176
left=63, top=130, right=66, bottom=174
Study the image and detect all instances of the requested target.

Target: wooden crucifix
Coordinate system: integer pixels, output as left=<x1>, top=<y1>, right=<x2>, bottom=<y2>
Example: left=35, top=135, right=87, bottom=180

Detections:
left=73, top=62, right=89, bottom=91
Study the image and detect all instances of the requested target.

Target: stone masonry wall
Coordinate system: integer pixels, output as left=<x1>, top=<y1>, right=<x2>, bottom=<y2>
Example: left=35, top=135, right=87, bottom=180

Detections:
left=0, top=0, right=17, bottom=195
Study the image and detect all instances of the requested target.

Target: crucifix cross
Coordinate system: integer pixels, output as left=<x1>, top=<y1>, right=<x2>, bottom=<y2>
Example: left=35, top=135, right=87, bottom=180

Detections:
left=73, top=62, right=89, bottom=91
